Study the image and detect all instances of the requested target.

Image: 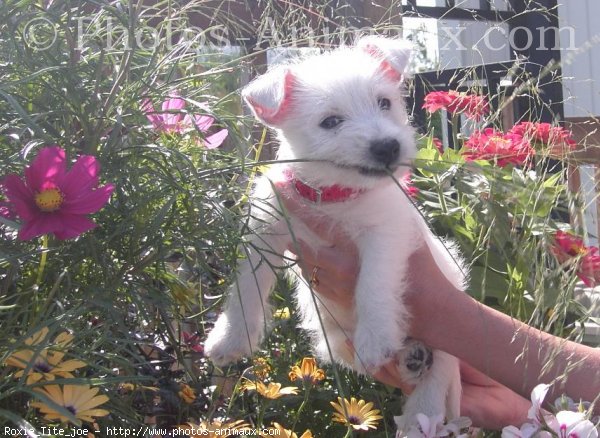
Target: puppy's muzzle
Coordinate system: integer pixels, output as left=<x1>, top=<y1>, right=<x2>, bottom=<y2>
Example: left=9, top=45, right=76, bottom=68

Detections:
left=369, top=138, right=400, bottom=166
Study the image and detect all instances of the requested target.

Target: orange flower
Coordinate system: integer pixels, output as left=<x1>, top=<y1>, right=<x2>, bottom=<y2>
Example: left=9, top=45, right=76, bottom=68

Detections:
left=178, top=383, right=196, bottom=404
left=331, top=397, right=383, bottom=431
left=240, top=379, right=298, bottom=399
left=3, top=328, right=86, bottom=384
left=288, top=358, right=325, bottom=385
left=31, top=384, right=109, bottom=425
left=252, top=357, right=272, bottom=380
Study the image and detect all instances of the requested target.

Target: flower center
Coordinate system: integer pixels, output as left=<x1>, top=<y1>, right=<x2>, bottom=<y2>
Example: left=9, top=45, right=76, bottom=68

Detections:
left=348, top=415, right=361, bottom=425
left=568, top=243, right=587, bottom=255
left=65, top=405, right=77, bottom=415
left=490, top=136, right=509, bottom=145
left=34, top=188, right=64, bottom=212
left=33, top=360, right=52, bottom=373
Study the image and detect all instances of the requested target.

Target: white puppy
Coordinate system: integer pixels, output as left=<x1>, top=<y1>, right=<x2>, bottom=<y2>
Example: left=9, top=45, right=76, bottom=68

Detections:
left=204, top=36, right=464, bottom=431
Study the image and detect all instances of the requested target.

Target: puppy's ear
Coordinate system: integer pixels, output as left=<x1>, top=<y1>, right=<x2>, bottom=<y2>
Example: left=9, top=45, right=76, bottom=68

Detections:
left=357, top=36, right=413, bottom=83
left=242, top=67, right=295, bottom=127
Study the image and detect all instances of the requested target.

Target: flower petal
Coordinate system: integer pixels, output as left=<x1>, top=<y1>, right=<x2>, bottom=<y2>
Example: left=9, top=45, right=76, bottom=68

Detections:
left=18, top=214, right=64, bottom=240
left=203, top=129, right=228, bottom=149
left=162, top=96, right=186, bottom=111
left=25, top=146, right=67, bottom=191
left=59, top=155, right=101, bottom=199
left=2, top=175, right=37, bottom=220
left=52, top=213, right=97, bottom=240
left=528, top=383, right=551, bottom=420
left=62, top=184, right=114, bottom=215
left=193, top=114, right=214, bottom=132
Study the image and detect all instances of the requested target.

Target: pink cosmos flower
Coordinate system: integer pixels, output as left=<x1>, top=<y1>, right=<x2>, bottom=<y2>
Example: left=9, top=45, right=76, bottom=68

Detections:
left=141, top=95, right=228, bottom=149
left=1, top=146, right=114, bottom=240
left=423, top=90, right=489, bottom=121
left=551, top=231, right=600, bottom=287
left=463, top=128, right=534, bottom=167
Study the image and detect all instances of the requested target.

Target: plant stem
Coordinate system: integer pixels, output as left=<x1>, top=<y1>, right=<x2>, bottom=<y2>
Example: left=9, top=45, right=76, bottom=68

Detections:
left=35, top=234, right=49, bottom=287
left=291, top=384, right=311, bottom=432
left=451, top=114, right=460, bottom=149
left=256, top=398, right=266, bottom=428
left=435, top=175, right=448, bottom=214
left=343, top=427, right=353, bottom=438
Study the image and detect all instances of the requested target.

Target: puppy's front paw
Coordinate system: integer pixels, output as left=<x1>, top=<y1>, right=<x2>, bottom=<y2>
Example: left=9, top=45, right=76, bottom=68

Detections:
left=353, top=331, right=399, bottom=374
left=204, top=315, right=258, bottom=366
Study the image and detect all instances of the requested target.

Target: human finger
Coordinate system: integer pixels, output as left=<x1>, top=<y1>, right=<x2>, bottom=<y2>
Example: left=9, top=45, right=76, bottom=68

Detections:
left=373, top=361, right=415, bottom=394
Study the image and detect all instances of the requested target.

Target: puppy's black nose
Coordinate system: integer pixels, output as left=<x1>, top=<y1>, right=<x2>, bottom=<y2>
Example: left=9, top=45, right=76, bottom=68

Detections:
left=369, top=138, right=400, bottom=166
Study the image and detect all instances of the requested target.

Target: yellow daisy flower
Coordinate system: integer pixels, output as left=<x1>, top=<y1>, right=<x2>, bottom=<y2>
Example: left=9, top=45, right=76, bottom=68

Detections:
left=330, top=397, right=383, bottom=431
left=260, top=423, right=313, bottom=438
left=177, top=420, right=250, bottom=437
left=4, top=328, right=86, bottom=384
left=31, top=384, right=109, bottom=426
left=179, top=383, right=196, bottom=404
left=288, top=357, right=325, bottom=385
left=240, top=379, right=298, bottom=399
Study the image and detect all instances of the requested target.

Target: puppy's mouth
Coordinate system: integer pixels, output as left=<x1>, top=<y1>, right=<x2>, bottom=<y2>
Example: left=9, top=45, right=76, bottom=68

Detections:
left=357, top=166, right=394, bottom=176
left=332, top=162, right=399, bottom=177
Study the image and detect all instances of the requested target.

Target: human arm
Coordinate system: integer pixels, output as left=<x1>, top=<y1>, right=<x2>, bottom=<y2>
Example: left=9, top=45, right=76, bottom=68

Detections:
left=406, top=242, right=600, bottom=408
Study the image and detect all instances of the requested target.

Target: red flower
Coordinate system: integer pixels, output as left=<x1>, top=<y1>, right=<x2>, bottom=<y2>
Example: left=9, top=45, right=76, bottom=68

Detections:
left=400, top=173, right=419, bottom=198
left=423, top=90, right=489, bottom=120
left=182, top=331, right=204, bottom=354
left=1, top=146, right=114, bottom=240
left=509, top=122, right=577, bottom=150
left=142, top=95, right=228, bottom=148
left=552, top=231, right=588, bottom=259
left=551, top=231, right=600, bottom=287
left=432, top=137, right=444, bottom=154
left=463, top=128, right=534, bottom=167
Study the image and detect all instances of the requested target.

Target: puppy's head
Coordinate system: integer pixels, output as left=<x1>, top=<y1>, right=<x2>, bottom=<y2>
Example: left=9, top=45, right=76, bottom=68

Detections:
left=243, top=37, right=415, bottom=188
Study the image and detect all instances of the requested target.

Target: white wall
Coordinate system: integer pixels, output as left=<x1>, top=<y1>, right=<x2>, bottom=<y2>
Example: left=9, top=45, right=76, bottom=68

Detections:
left=558, top=1, right=600, bottom=118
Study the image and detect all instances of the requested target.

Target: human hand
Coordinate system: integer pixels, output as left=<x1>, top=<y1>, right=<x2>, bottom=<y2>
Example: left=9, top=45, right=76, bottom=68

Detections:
left=458, top=361, right=530, bottom=430
left=276, top=184, right=359, bottom=308
left=373, top=358, right=530, bottom=430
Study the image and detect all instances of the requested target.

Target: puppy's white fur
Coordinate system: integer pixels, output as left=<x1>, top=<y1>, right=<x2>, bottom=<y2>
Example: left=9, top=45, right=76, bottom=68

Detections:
left=204, top=37, right=464, bottom=431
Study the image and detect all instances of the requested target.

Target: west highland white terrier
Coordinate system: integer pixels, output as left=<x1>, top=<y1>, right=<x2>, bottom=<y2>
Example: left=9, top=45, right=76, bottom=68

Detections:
left=204, top=36, right=465, bottom=431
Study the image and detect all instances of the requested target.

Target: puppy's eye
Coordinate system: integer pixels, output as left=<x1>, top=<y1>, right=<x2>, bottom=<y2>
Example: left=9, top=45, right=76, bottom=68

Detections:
left=378, top=98, right=391, bottom=110
left=320, top=116, right=344, bottom=129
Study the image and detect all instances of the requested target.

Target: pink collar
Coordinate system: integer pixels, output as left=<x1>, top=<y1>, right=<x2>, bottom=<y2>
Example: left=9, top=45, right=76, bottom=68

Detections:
left=283, top=169, right=365, bottom=204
